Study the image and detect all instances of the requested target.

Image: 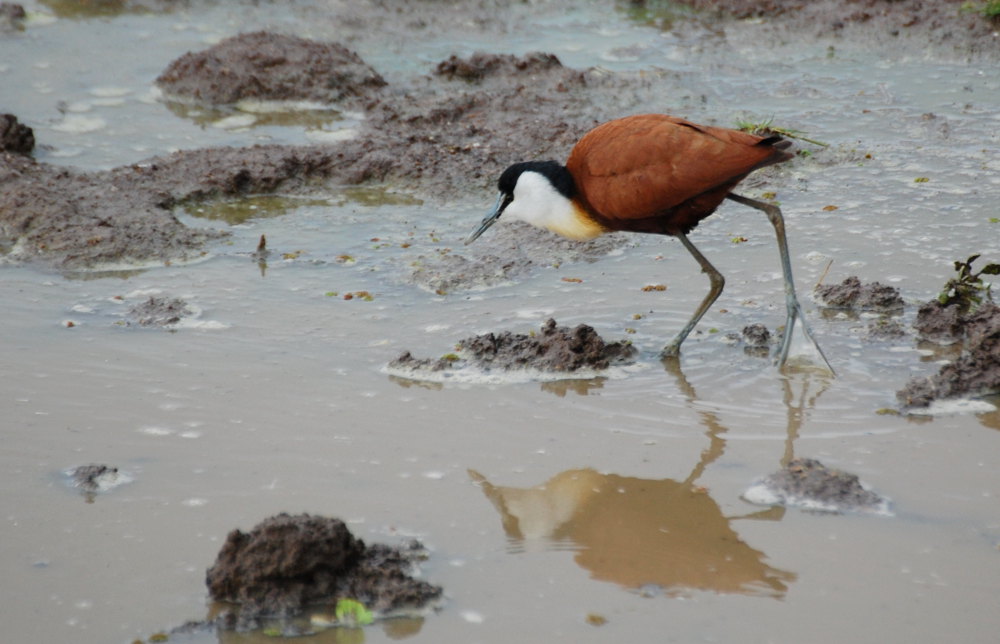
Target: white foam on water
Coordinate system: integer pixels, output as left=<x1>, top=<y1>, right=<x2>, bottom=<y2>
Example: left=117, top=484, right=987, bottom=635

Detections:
left=742, top=481, right=894, bottom=517
left=211, top=113, right=257, bottom=130
left=908, top=398, right=998, bottom=416
left=89, top=86, right=131, bottom=98
left=383, top=359, right=648, bottom=386
left=235, top=98, right=336, bottom=113
left=305, top=127, right=358, bottom=143
left=51, top=115, right=107, bottom=133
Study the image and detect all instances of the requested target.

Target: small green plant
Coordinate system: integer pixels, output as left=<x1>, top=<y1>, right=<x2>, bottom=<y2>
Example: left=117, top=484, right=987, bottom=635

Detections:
left=938, top=254, right=1000, bottom=313
left=335, top=598, right=374, bottom=627
left=735, top=116, right=829, bottom=148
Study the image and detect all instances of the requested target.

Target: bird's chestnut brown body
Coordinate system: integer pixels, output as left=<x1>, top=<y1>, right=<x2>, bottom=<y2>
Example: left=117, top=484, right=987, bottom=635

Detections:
left=566, top=114, right=793, bottom=236
left=466, top=112, right=832, bottom=371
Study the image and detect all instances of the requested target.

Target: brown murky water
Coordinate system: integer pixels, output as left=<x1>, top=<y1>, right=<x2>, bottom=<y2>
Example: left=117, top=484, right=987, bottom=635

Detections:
left=3, top=1, right=1000, bottom=643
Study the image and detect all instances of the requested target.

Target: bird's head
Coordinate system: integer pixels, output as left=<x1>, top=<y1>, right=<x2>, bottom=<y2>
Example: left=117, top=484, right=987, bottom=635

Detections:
left=465, top=161, right=578, bottom=244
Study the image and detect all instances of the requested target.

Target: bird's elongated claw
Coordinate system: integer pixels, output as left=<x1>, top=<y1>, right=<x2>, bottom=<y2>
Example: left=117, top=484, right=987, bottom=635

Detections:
left=776, top=295, right=835, bottom=375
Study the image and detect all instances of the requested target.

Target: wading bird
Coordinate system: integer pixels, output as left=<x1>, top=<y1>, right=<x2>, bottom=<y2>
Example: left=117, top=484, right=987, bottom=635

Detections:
left=465, top=113, right=831, bottom=371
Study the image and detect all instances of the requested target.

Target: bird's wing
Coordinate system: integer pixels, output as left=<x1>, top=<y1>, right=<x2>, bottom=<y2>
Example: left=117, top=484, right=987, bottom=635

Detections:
left=566, top=114, right=787, bottom=221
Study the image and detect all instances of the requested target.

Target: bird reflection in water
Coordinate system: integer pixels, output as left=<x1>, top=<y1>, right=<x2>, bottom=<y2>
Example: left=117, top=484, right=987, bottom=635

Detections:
left=470, top=361, right=836, bottom=598
left=469, top=468, right=793, bottom=597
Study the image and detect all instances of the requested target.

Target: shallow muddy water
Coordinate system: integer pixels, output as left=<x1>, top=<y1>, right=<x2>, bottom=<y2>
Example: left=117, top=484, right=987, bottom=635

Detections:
left=3, top=1, right=1000, bottom=643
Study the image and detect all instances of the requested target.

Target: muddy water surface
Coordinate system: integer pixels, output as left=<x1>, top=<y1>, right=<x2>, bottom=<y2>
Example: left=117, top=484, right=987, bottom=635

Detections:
left=3, top=1, right=1000, bottom=643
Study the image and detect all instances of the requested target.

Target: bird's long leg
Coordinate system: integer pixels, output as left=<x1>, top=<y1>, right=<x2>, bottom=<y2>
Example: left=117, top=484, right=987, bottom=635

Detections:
left=662, top=232, right=725, bottom=358
left=726, top=193, right=834, bottom=373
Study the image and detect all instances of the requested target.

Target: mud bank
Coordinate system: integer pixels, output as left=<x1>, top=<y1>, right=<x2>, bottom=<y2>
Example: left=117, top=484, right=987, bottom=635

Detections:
left=4, top=0, right=996, bottom=271
left=674, top=0, right=1000, bottom=56
left=0, top=38, right=663, bottom=269
left=206, top=513, right=441, bottom=633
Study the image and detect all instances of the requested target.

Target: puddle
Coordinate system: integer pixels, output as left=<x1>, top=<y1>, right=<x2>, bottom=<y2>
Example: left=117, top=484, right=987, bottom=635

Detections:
left=3, top=1, right=1000, bottom=643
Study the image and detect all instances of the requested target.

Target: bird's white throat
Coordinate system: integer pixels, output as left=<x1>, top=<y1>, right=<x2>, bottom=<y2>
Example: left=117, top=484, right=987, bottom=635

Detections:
left=504, top=171, right=604, bottom=241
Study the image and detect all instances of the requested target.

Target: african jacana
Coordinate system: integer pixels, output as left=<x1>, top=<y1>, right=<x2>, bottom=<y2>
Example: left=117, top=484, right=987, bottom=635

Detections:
left=465, top=113, right=831, bottom=371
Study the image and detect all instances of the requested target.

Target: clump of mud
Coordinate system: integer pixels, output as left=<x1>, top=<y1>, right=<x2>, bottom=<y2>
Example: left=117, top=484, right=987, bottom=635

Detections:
left=65, top=464, right=131, bottom=502
left=898, top=301, right=1000, bottom=409
left=126, top=296, right=193, bottom=327
left=815, top=276, right=904, bottom=312
left=206, top=513, right=441, bottom=632
left=0, top=114, right=32, bottom=154
left=156, top=31, right=386, bottom=106
left=913, top=299, right=970, bottom=344
left=70, top=463, right=117, bottom=489
left=743, top=458, right=891, bottom=515
left=0, top=3, right=25, bottom=32
left=737, top=323, right=772, bottom=358
left=742, top=323, right=771, bottom=347
left=390, top=318, right=637, bottom=378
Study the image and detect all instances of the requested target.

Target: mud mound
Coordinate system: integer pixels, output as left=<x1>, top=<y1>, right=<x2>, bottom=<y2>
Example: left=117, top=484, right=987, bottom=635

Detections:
left=815, top=276, right=903, bottom=312
left=743, top=458, right=891, bottom=514
left=207, top=513, right=441, bottom=631
left=390, top=318, right=637, bottom=378
left=898, top=302, right=1000, bottom=409
left=156, top=31, right=386, bottom=106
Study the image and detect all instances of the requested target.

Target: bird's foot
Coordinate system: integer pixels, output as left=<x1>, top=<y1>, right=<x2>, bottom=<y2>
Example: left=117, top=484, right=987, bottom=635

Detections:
left=776, top=298, right=835, bottom=375
left=659, top=343, right=681, bottom=359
